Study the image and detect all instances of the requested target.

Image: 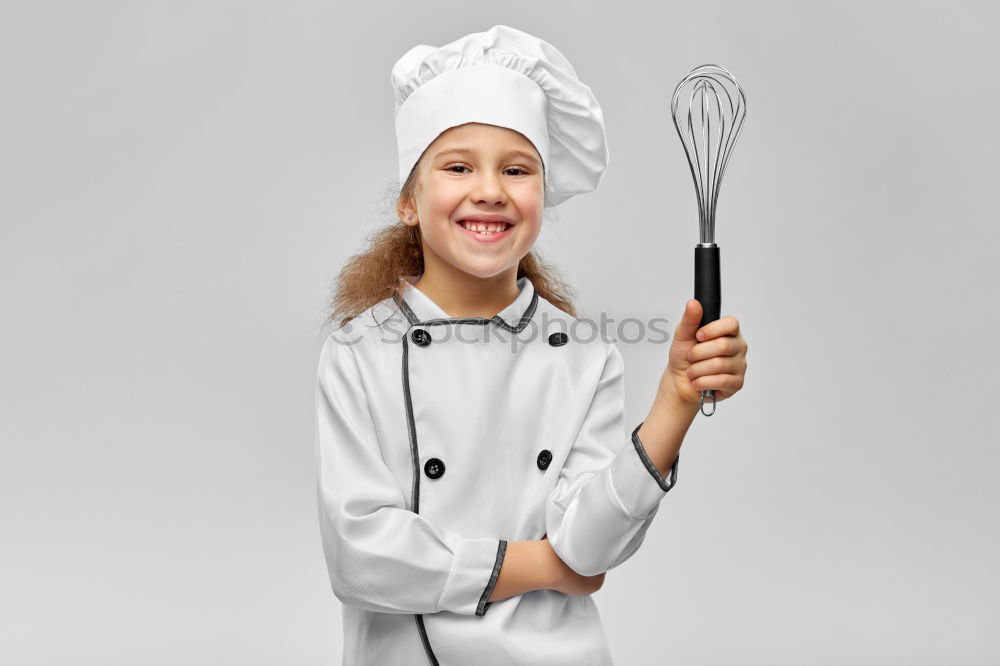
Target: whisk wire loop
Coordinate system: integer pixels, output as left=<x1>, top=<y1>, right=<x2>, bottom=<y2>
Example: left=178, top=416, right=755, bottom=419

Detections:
left=671, top=65, right=747, bottom=243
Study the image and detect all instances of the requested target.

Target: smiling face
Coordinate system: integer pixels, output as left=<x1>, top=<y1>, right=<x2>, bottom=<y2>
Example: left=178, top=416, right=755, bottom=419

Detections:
left=397, top=122, right=545, bottom=281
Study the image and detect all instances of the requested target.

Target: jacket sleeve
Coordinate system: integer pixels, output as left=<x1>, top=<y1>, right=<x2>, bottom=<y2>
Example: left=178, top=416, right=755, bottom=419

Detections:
left=544, top=341, right=679, bottom=577
left=315, top=332, right=506, bottom=616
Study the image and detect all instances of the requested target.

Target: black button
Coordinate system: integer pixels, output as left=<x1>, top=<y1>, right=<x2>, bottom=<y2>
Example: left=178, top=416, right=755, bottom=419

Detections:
left=536, top=449, right=552, bottom=470
left=424, top=457, right=445, bottom=479
left=548, top=332, right=568, bottom=347
left=411, top=328, right=432, bottom=346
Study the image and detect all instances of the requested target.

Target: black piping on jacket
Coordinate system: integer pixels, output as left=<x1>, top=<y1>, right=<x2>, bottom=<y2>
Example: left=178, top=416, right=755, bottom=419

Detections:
left=393, top=288, right=538, bottom=665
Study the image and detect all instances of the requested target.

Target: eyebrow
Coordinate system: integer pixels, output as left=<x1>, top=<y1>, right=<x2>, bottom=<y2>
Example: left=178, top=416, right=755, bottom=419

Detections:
left=433, top=147, right=541, bottom=166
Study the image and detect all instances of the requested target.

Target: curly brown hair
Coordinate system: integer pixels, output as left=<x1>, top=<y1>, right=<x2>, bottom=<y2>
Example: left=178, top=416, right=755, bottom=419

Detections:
left=323, top=166, right=579, bottom=333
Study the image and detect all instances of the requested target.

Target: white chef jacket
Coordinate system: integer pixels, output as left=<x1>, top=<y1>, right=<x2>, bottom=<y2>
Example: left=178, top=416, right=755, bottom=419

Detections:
left=315, top=274, right=679, bottom=665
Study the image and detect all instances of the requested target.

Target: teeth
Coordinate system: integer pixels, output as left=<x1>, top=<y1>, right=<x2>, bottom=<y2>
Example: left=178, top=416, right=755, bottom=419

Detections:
left=461, top=221, right=508, bottom=233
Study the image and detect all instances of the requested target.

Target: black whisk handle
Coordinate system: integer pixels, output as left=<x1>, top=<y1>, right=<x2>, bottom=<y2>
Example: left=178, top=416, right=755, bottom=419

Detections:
left=694, top=244, right=721, bottom=416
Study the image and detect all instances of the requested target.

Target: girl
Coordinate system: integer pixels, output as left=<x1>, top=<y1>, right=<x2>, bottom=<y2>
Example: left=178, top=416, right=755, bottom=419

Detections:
left=316, top=25, right=748, bottom=665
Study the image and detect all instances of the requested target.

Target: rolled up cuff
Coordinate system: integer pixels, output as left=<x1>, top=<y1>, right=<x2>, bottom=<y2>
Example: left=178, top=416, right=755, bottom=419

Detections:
left=609, top=421, right=679, bottom=519
left=438, top=536, right=507, bottom=616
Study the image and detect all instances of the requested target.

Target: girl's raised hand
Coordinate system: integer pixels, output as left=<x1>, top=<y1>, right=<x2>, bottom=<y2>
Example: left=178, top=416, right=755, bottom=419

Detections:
left=658, top=299, right=748, bottom=409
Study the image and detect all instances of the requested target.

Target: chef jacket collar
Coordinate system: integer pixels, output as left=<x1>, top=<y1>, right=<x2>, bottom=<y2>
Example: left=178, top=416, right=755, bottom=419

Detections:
left=394, top=274, right=538, bottom=332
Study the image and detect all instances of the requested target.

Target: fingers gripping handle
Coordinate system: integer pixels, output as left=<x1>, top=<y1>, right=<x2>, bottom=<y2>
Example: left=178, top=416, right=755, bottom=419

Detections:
left=694, top=244, right=721, bottom=416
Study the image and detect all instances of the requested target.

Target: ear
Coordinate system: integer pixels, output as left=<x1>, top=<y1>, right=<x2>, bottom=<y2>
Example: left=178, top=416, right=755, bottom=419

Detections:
left=397, top=196, right=418, bottom=227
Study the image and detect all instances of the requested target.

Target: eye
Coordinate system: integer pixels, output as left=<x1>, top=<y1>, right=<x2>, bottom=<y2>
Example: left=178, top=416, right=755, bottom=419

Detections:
left=444, top=164, right=531, bottom=176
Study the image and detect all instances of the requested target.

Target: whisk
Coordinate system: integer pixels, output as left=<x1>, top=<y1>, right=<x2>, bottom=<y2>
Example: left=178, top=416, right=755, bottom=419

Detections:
left=670, top=64, right=747, bottom=417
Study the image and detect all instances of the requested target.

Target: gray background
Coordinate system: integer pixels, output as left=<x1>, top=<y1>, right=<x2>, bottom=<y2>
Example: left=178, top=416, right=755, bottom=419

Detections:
left=2, top=1, right=997, bottom=664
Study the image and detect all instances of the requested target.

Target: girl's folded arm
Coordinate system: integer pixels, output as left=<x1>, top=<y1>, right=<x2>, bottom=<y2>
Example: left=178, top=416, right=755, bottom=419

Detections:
left=544, top=342, right=679, bottom=577
left=316, top=333, right=505, bottom=617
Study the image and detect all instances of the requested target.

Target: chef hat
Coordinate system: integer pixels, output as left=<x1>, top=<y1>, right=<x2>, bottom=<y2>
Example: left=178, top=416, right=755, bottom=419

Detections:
left=390, top=24, right=609, bottom=208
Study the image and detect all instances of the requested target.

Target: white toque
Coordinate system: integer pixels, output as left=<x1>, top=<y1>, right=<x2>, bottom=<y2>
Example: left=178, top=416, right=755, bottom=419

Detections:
left=390, top=24, right=609, bottom=208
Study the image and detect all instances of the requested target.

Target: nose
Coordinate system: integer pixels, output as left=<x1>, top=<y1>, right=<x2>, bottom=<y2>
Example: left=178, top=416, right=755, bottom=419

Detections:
left=470, top=170, right=507, bottom=206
